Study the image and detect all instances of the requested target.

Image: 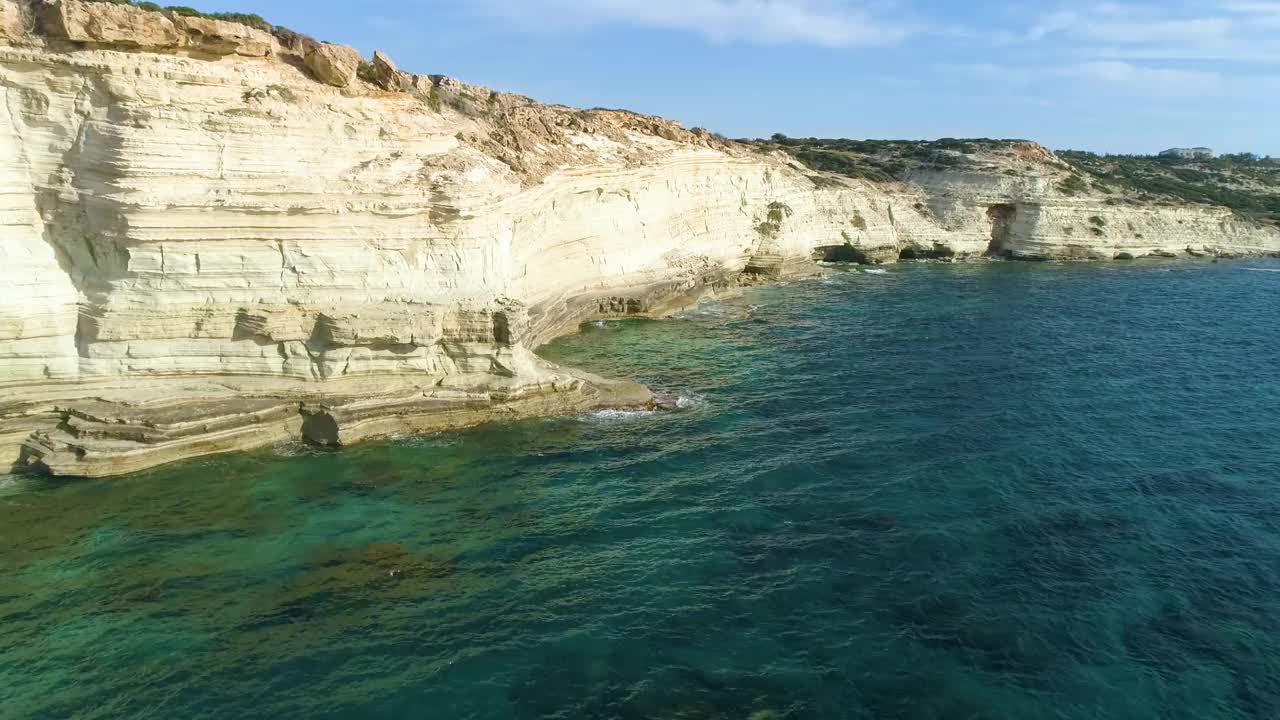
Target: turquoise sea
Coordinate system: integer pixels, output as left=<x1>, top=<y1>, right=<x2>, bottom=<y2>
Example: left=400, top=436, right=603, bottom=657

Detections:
left=3, top=260, right=1279, bottom=719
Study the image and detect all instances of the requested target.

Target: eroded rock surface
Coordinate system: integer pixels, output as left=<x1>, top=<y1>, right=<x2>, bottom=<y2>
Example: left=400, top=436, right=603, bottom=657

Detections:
left=373, top=50, right=405, bottom=91
left=304, top=40, right=361, bottom=87
left=40, top=0, right=181, bottom=47
left=174, top=14, right=274, bottom=57
left=1, top=0, right=26, bottom=40
left=1, top=0, right=1277, bottom=476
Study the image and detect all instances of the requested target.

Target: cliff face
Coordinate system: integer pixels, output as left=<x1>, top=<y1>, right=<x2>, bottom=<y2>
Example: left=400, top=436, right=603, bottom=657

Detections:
left=2, top=0, right=1278, bottom=476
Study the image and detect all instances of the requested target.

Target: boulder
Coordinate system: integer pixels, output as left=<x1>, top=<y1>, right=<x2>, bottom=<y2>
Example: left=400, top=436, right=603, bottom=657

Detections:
left=304, top=41, right=361, bottom=88
left=372, top=50, right=406, bottom=91
left=174, top=15, right=274, bottom=57
left=40, top=0, right=181, bottom=48
left=1, top=0, right=25, bottom=41
left=408, top=73, right=435, bottom=95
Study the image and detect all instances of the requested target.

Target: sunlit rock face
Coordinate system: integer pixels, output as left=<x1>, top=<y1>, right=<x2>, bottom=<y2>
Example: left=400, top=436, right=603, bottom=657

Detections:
left=1, top=0, right=1277, bottom=476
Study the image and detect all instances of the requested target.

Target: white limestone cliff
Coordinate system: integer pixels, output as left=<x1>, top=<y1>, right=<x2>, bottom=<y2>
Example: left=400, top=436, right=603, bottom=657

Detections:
left=1, top=0, right=1277, bottom=476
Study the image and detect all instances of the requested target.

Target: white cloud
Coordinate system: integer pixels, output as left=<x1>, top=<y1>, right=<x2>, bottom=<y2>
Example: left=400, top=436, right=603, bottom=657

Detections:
left=936, top=62, right=1034, bottom=85
left=1029, top=6, right=1233, bottom=46
left=1060, top=61, right=1224, bottom=94
left=1221, top=1, right=1280, bottom=13
left=943, top=60, right=1234, bottom=98
left=1080, top=45, right=1280, bottom=63
left=472, top=0, right=914, bottom=47
left=1221, top=0, right=1280, bottom=26
left=1025, top=2, right=1280, bottom=65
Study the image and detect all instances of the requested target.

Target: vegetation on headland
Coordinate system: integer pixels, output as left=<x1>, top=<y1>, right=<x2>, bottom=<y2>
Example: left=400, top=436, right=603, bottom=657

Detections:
left=745, top=134, right=1280, bottom=225
left=739, top=135, right=1031, bottom=183
left=1057, top=150, right=1280, bottom=225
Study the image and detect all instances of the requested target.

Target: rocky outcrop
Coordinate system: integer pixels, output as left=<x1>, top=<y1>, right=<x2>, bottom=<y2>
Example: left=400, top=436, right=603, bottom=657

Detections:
left=37, top=0, right=273, bottom=56
left=40, top=0, right=182, bottom=47
left=18, top=371, right=649, bottom=478
left=373, top=50, right=406, bottom=91
left=0, top=1, right=1277, bottom=477
left=173, top=14, right=274, bottom=57
left=884, top=159, right=1280, bottom=261
left=304, top=40, right=361, bottom=87
left=1, top=0, right=26, bottom=40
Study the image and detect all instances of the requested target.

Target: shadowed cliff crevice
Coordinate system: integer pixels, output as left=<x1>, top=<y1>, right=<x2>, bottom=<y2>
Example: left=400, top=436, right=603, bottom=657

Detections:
left=987, top=204, right=1017, bottom=257
left=899, top=245, right=956, bottom=260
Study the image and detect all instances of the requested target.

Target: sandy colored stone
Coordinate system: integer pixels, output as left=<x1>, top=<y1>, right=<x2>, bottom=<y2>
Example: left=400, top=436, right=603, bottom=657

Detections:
left=0, top=0, right=24, bottom=41
left=174, top=14, right=274, bottom=57
left=304, top=41, right=361, bottom=87
left=40, top=0, right=181, bottom=48
left=372, top=50, right=405, bottom=91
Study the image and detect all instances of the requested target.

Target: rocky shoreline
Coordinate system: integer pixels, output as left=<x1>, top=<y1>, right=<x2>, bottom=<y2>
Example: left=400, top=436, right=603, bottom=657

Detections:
left=7, top=272, right=745, bottom=479
left=2, top=0, right=1279, bottom=477
left=17, top=371, right=653, bottom=478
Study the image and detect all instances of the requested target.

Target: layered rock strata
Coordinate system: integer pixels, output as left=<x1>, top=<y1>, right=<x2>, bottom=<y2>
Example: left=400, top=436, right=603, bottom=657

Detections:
left=1, top=0, right=1278, bottom=476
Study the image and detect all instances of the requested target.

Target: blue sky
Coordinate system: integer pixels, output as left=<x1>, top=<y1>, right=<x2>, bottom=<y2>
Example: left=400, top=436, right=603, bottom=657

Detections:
left=192, top=1, right=1279, bottom=155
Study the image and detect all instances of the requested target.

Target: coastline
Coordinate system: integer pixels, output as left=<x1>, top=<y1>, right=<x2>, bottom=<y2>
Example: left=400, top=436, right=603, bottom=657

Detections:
left=10, top=253, right=1277, bottom=479
left=2, top=0, right=1279, bottom=478
left=5, top=244, right=1279, bottom=720
left=8, top=272, right=749, bottom=479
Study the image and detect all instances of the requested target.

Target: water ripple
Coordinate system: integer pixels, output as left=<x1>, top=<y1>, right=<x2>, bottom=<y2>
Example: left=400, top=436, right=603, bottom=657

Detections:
left=2, top=260, right=1280, bottom=719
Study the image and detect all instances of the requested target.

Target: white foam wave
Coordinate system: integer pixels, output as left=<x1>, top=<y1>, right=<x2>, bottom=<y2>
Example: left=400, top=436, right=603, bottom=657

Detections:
left=582, top=408, right=656, bottom=421
left=675, top=393, right=706, bottom=409
left=682, top=302, right=730, bottom=318
left=1244, top=268, right=1280, bottom=273
left=862, top=268, right=889, bottom=275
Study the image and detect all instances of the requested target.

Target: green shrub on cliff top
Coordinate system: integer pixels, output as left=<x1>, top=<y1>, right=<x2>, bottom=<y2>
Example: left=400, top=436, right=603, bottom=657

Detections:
left=745, top=136, right=1031, bottom=184
left=1058, top=149, right=1280, bottom=223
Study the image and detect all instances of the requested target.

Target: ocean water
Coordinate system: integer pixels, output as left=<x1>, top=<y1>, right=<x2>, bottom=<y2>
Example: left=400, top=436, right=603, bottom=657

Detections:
left=3, top=260, right=1280, bottom=719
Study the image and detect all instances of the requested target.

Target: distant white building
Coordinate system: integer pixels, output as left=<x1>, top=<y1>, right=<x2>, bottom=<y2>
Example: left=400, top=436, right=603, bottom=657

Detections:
left=1159, top=147, right=1215, bottom=160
